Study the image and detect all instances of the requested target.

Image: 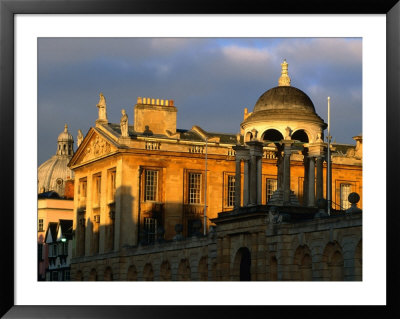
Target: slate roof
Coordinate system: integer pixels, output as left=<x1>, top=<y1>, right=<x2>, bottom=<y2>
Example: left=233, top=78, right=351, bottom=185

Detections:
left=101, top=123, right=237, bottom=144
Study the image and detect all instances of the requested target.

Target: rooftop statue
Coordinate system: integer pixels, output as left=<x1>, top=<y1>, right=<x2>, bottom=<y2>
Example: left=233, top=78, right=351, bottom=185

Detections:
left=77, top=129, right=83, bottom=147
left=96, top=92, right=108, bottom=122
left=120, top=109, right=129, bottom=137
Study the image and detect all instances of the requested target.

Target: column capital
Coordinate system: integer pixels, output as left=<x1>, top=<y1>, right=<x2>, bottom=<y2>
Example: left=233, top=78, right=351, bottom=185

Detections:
left=306, top=141, right=327, bottom=157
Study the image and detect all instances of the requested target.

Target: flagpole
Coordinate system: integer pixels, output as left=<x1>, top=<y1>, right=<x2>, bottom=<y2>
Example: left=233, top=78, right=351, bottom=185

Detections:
left=204, top=137, right=208, bottom=235
left=327, top=97, right=331, bottom=215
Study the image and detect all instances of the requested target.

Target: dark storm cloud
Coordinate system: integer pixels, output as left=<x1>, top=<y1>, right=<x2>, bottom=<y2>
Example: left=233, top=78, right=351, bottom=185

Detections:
left=38, top=38, right=362, bottom=165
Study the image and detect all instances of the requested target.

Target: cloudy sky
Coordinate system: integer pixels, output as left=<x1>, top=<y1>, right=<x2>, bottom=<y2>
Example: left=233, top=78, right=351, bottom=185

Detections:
left=38, top=38, right=362, bottom=165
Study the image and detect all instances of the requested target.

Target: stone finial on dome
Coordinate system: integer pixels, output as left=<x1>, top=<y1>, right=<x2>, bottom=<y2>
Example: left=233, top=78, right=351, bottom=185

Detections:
left=278, top=59, right=291, bottom=87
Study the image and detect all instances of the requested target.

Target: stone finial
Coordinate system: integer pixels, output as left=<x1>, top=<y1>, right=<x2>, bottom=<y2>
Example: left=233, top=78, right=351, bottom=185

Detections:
left=77, top=129, right=83, bottom=147
left=346, top=192, right=362, bottom=214
left=278, top=59, right=291, bottom=86
left=120, top=109, right=129, bottom=137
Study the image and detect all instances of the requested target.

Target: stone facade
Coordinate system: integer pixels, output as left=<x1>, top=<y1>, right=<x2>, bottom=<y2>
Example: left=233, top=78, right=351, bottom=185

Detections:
left=71, top=211, right=361, bottom=281
left=68, top=61, right=362, bottom=281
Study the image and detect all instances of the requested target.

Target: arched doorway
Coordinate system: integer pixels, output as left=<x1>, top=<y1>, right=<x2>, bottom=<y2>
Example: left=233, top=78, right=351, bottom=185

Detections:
left=233, top=247, right=251, bottom=281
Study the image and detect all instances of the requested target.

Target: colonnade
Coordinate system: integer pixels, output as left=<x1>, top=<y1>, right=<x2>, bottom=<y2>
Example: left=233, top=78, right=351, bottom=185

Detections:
left=233, top=136, right=327, bottom=209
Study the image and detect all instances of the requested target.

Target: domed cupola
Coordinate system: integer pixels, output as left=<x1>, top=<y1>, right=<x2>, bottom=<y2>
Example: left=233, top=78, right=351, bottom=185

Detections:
left=241, top=60, right=326, bottom=144
left=57, top=124, right=74, bottom=156
left=38, top=124, right=75, bottom=196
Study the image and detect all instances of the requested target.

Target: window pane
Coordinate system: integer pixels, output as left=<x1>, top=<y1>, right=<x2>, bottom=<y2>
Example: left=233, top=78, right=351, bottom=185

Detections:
left=266, top=179, right=278, bottom=202
left=227, top=175, right=235, bottom=207
left=340, top=184, right=352, bottom=210
left=145, top=170, right=158, bottom=201
left=189, top=173, right=201, bottom=204
left=144, top=217, right=157, bottom=243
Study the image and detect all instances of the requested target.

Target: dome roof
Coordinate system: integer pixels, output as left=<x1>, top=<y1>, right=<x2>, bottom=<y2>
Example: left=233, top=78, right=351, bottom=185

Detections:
left=253, top=86, right=316, bottom=114
left=58, top=124, right=74, bottom=142
left=38, top=155, right=74, bottom=196
left=242, top=60, right=326, bottom=128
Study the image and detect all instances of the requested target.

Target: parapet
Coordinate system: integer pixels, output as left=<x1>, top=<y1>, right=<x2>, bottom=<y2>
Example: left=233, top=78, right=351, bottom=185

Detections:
left=137, top=97, right=174, bottom=107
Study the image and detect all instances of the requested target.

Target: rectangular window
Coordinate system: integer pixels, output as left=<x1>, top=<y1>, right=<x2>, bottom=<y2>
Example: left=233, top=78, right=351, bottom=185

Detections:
left=144, top=217, right=157, bottom=243
left=266, top=178, right=278, bottom=203
left=38, top=219, right=44, bottom=232
left=109, top=169, right=116, bottom=202
left=51, top=271, right=59, bottom=281
left=93, top=174, right=101, bottom=207
left=53, top=244, right=58, bottom=257
left=145, top=170, right=158, bottom=201
left=64, top=270, right=70, bottom=281
left=188, top=173, right=202, bottom=204
left=340, top=183, right=352, bottom=210
left=227, top=175, right=236, bottom=207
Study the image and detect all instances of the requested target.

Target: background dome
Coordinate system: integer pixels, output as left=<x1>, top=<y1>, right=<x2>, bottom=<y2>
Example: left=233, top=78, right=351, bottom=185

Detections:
left=38, top=124, right=75, bottom=196
left=253, top=86, right=316, bottom=114
left=38, top=156, right=74, bottom=196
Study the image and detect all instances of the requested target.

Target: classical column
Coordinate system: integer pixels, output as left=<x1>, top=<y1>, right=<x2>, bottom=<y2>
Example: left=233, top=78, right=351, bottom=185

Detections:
left=250, top=153, right=257, bottom=205
left=243, top=160, right=249, bottom=206
left=303, top=154, right=309, bottom=206
left=276, top=148, right=283, bottom=190
left=235, top=158, right=241, bottom=209
left=308, top=156, right=316, bottom=207
left=282, top=142, right=293, bottom=204
left=316, top=156, right=324, bottom=201
left=257, top=156, right=262, bottom=205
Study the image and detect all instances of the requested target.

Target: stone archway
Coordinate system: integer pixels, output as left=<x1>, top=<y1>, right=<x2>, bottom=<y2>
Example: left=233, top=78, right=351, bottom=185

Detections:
left=354, top=240, right=362, bottom=281
left=269, top=256, right=278, bottom=281
left=127, top=265, right=137, bottom=281
left=293, top=245, right=313, bottom=281
left=160, top=261, right=172, bottom=281
left=262, top=129, right=284, bottom=144
left=233, top=247, right=251, bottom=281
left=322, top=241, right=344, bottom=281
left=89, top=268, right=97, bottom=281
left=104, top=267, right=113, bottom=281
left=177, top=259, right=191, bottom=281
left=291, top=129, right=309, bottom=143
left=75, top=270, right=83, bottom=281
left=143, top=263, right=154, bottom=281
left=198, top=257, right=208, bottom=281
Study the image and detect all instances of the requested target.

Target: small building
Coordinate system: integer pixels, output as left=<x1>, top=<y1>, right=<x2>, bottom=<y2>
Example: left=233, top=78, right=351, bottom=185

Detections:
left=44, top=219, right=73, bottom=281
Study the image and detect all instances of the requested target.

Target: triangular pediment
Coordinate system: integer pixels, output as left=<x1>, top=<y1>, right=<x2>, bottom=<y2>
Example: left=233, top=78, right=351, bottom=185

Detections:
left=70, top=128, right=118, bottom=166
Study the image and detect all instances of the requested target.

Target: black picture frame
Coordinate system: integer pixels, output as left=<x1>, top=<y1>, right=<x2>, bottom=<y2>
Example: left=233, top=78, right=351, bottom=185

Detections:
left=1, top=0, right=399, bottom=318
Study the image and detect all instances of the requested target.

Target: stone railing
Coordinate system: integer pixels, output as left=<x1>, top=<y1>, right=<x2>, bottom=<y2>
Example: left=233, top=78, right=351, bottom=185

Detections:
left=137, top=97, right=174, bottom=106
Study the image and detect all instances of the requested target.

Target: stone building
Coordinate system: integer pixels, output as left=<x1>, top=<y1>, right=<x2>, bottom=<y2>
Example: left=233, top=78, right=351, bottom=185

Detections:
left=68, top=61, right=362, bottom=281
